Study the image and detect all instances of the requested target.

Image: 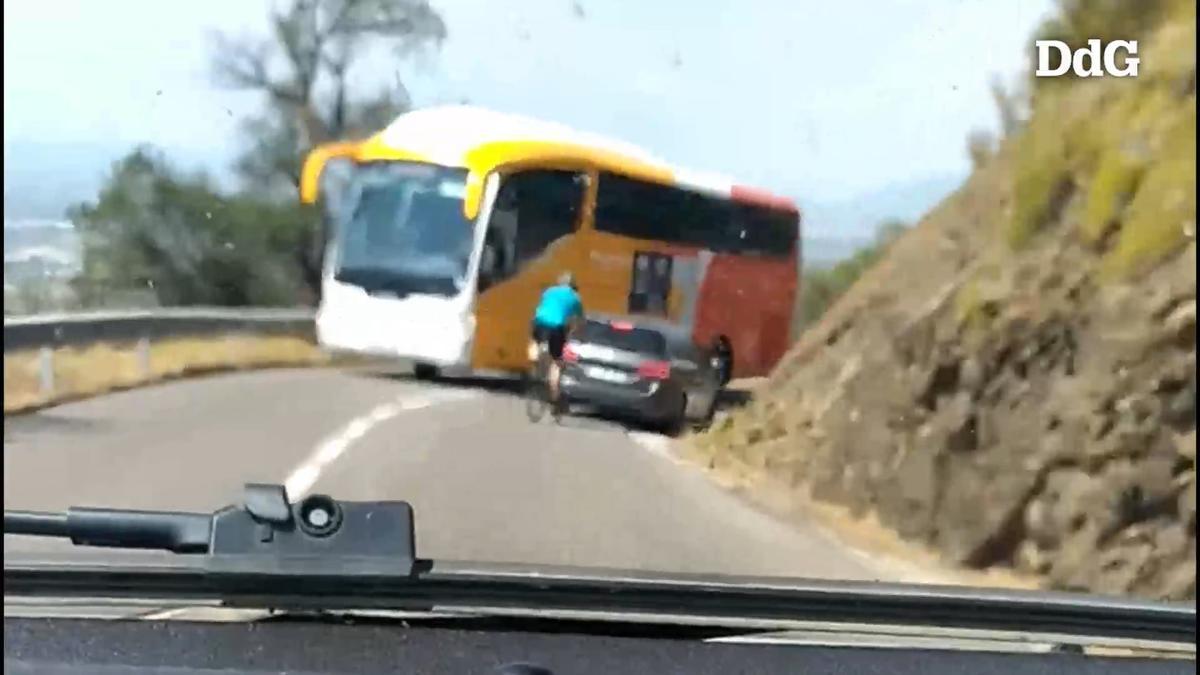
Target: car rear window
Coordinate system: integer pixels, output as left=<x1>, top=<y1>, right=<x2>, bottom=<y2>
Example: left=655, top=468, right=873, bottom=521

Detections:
left=579, top=321, right=668, bottom=356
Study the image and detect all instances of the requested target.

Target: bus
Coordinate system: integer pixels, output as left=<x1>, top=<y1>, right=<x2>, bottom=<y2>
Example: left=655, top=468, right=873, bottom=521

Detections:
left=299, top=105, right=800, bottom=383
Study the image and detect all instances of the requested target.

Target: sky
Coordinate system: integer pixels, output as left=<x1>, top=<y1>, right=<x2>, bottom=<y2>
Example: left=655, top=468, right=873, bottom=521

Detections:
left=3, top=0, right=1054, bottom=235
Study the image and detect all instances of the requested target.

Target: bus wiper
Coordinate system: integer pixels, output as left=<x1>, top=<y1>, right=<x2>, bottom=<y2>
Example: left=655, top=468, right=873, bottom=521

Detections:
left=334, top=267, right=455, bottom=298
left=4, top=485, right=418, bottom=577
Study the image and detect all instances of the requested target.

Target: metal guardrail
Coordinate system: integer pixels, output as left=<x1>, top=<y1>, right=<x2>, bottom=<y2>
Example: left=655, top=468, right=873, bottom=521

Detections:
left=3, top=308, right=316, bottom=352
left=3, top=308, right=318, bottom=404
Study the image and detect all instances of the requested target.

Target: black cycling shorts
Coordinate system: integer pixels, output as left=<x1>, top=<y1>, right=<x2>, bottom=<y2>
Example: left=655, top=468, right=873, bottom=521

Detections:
left=531, top=321, right=568, bottom=361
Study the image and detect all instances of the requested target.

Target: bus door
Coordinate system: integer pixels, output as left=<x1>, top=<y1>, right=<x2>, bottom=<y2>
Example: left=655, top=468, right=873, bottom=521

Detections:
left=471, top=168, right=589, bottom=372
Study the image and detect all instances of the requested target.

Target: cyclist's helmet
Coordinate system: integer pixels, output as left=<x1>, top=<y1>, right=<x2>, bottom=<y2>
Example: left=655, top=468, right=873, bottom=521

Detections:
left=558, top=271, right=577, bottom=290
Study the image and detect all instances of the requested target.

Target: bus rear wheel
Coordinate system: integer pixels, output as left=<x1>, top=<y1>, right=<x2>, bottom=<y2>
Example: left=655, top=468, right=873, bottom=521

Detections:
left=712, top=339, right=733, bottom=386
left=413, top=363, right=440, bottom=381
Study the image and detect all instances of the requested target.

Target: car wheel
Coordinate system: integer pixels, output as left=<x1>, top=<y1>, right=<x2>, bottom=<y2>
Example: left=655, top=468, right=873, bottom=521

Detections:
left=413, top=363, right=439, bottom=381
left=660, top=394, right=689, bottom=437
left=691, top=393, right=718, bottom=432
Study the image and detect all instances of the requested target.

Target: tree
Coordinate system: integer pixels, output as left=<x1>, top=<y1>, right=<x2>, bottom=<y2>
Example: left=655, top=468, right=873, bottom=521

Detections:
left=989, top=76, right=1025, bottom=140
left=70, top=148, right=312, bottom=307
left=209, top=0, right=447, bottom=298
left=967, top=129, right=995, bottom=168
left=211, top=0, right=447, bottom=191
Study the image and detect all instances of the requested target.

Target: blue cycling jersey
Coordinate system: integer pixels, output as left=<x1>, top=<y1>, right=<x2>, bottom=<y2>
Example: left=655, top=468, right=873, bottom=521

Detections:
left=533, top=284, right=583, bottom=328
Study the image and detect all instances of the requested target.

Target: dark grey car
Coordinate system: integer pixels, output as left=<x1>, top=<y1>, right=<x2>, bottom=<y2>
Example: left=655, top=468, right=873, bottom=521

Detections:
left=558, top=315, right=722, bottom=434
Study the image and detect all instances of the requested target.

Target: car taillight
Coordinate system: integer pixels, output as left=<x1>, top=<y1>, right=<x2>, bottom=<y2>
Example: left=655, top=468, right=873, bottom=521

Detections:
left=562, top=345, right=579, bottom=362
left=637, top=360, right=670, bottom=380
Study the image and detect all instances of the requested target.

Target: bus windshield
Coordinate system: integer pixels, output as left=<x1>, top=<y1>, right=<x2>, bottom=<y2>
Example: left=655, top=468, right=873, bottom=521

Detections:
left=333, top=162, right=474, bottom=298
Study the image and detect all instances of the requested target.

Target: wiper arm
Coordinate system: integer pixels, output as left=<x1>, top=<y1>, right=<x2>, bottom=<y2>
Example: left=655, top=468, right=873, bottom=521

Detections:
left=4, top=485, right=417, bottom=577
left=5, top=509, right=211, bottom=553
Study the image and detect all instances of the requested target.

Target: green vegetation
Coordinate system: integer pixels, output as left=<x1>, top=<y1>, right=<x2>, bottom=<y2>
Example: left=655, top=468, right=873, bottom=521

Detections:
left=69, top=149, right=320, bottom=307
left=1031, top=0, right=1184, bottom=92
left=1079, top=146, right=1147, bottom=243
left=1106, top=103, right=1196, bottom=278
left=799, top=220, right=907, bottom=327
left=1007, top=107, right=1072, bottom=248
left=1005, top=0, right=1196, bottom=278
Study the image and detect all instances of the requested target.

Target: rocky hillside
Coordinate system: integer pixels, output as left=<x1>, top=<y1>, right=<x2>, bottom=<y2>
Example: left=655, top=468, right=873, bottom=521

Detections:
left=691, top=3, right=1196, bottom=601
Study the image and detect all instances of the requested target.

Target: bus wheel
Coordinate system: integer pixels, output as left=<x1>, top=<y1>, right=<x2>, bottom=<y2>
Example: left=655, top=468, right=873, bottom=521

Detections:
left=713, top=339, right=733, bottom=386
left=413, top=363, right=439, bottom=381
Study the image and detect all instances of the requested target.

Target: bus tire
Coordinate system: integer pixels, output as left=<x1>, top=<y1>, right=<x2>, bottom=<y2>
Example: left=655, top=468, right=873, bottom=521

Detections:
left=713, top=338, right=734, bottom=386
left=413, top=363, right=439, bottom=381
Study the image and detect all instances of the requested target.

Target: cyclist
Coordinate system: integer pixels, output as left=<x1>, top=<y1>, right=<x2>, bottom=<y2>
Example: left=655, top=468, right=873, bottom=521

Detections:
left=530, top=271, right=584, bottom=403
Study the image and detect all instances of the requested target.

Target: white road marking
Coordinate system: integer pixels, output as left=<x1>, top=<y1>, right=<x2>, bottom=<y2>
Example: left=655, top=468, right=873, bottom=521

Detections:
left=284, top=388, right=477, bottom=499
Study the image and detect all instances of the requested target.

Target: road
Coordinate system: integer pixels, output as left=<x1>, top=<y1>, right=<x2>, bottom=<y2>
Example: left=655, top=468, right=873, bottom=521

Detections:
left=4, top=368, right=885, bottom=580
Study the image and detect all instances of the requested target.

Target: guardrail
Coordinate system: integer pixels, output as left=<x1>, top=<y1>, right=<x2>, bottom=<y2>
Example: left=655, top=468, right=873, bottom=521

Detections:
left=3, top=307, right=317, bottom=352
left=3, top=308, right=318, bottom=410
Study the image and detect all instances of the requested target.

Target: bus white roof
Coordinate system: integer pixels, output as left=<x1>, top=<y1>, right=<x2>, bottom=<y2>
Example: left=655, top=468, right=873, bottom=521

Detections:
left=379, top=105, right=670, bottom=169
left=374, top=105, right=796, bottom=211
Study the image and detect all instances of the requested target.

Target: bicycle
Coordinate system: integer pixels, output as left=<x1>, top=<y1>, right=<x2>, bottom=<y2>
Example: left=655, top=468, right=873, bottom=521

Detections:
left=524, top=339, right=568, bottom=424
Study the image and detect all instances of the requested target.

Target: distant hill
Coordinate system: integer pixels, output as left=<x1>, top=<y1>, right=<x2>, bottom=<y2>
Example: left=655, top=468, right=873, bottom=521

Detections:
left=797, top=174, right=964, bottom=269
left=3, top=137, right=959, bottom=274
left=802, top=236, right=873, bottom=269
left=3, top=139, right=230, bottom=220
left=801, top=173, right=964, bottom=240
left=3, top=219, right=81, bottom=284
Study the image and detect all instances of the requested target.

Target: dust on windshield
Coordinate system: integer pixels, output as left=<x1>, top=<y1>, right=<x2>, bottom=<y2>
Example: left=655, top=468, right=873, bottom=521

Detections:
left=3, top=0, right=1195, bottom=606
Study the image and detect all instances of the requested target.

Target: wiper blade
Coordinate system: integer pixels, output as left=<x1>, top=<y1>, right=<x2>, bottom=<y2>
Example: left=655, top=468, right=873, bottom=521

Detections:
left=334, top=266, right=458, bottom=298
left=5, top=509, right=211, bottom=553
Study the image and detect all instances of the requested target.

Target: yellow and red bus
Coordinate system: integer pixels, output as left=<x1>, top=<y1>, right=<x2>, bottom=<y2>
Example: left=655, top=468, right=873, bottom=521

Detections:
left=300, top=105, right=800, bottom=382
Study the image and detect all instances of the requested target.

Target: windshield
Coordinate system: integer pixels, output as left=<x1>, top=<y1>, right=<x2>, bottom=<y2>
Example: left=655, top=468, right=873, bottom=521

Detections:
left=332, top=162, right=474, bottom=298
left=3, top=0, right=1195, bottom=622
left=577, top=320, right=668, bottom=357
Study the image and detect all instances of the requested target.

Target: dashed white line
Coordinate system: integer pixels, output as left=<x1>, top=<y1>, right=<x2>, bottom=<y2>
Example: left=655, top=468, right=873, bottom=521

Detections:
left=284, top=389, right=477, bottom=499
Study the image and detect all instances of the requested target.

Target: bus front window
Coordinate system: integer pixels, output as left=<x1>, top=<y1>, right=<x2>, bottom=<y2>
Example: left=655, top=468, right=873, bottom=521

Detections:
left=333, top=162, right=474, bottom=298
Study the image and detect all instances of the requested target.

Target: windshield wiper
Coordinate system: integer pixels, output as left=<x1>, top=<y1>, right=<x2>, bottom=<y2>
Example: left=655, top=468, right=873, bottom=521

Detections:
left=335, top=266, right=457, bottom=298
left=4, top=485, right=1195, bottom=648
left=4, top=485, right=417, bottom=577
left=5, top=509, right=211, bottom=553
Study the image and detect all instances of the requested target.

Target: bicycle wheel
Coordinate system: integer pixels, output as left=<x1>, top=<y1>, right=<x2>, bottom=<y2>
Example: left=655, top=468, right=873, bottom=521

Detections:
left=524, top=354, right=550, bottom=423
left=549, top=366, right=568, bottom=424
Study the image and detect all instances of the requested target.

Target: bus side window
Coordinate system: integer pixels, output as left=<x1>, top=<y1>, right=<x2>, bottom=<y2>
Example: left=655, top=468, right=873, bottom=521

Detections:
left=481, top=169, right=584, bottom=290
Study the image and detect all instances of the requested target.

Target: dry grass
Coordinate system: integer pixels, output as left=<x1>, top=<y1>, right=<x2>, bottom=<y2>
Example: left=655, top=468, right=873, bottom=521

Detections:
left=4, top=335, right=332, bottom=413
left=675, top=442, right=1042, bottom=591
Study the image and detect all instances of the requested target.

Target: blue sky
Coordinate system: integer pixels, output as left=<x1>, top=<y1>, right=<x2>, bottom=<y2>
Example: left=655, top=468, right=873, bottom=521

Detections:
left=4, top=0, right=1053, bottom=234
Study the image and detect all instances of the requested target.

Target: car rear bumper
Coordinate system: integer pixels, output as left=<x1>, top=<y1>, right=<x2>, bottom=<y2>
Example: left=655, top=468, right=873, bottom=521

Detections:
left=558, top=374, right=681, bottom=422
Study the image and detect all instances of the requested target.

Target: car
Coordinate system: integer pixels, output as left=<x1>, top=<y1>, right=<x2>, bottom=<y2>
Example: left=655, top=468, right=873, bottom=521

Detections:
left=558, top=314, right=723, bottom=434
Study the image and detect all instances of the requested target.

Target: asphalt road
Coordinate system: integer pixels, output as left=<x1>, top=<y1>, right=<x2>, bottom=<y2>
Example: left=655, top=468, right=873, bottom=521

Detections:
left=4, top=368, right=885, bottom=580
